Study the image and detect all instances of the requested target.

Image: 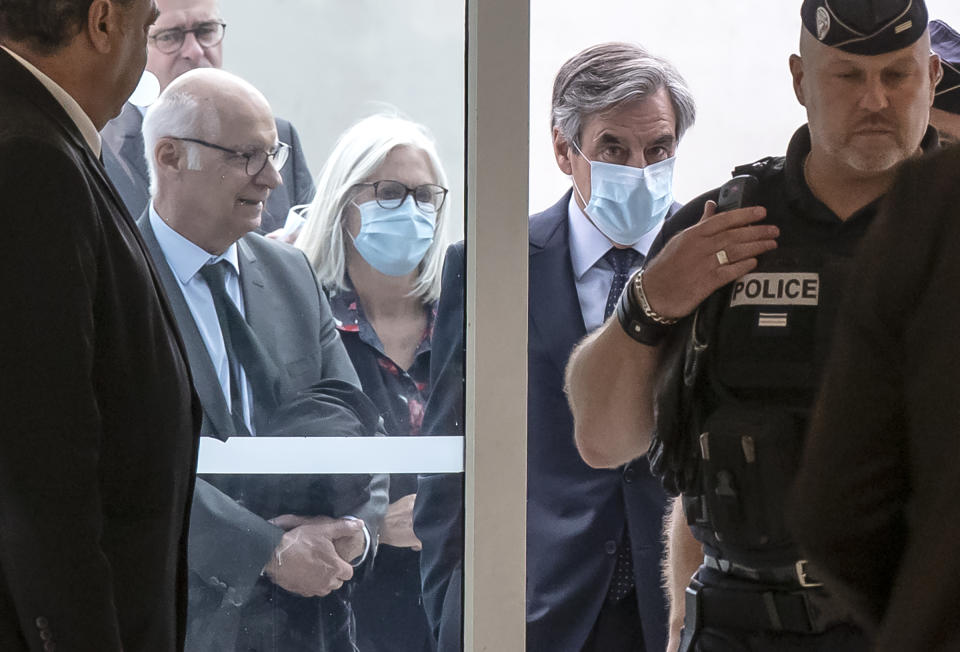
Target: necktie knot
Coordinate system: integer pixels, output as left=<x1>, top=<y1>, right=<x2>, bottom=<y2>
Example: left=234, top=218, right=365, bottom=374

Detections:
left=198, top=259, right=230, bottom=290
left=603, top=247, right=641, bottom=276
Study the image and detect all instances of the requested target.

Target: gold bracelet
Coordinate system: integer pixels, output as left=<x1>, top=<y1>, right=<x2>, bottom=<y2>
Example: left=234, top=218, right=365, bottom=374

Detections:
left=633, top=270, right=678, bottom=325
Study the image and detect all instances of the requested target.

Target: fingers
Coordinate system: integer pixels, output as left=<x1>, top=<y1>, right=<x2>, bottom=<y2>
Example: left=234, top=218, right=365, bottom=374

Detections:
left=717, top=238, right=779, bottom=267
left=269, top=513, right=307, bottom=530
left=326, top=517, right=364, bottom=539
left=698, top=205, right=769, bottom=237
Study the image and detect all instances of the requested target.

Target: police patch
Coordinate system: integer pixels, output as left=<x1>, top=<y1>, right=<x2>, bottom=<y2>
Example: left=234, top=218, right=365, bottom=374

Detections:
left=816, top=6, right=831, bottom=41
left=730, top=273, right=820, bottom=307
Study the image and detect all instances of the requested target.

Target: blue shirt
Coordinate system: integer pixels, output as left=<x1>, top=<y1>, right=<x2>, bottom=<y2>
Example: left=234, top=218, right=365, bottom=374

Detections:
left=149, top=204, right=255, bottom=433
left=567, top=193, right=660, bottom=332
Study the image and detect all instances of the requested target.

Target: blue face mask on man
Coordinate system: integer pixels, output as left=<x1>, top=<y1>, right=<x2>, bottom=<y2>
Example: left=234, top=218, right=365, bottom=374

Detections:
left=350, top=195, right=436, bottom=276
left=571, top=141, right=676, bottom=246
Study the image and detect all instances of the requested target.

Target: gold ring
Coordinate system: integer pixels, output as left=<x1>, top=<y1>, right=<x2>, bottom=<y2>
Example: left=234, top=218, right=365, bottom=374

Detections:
left=715, top=249, right=729, bottom=266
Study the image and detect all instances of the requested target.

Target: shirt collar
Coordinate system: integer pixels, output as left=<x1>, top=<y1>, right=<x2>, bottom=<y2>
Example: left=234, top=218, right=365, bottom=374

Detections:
left=2, top=45, right=102, bottom=158
left=566, top=191, right=660, bottom=281
left=150, top=202, right=240, bottom=283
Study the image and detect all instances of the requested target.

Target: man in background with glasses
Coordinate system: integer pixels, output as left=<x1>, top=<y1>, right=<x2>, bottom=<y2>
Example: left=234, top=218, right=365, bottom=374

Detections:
left=138, top=67, right=387, bottom=652
left=101, top=0, right=316, bottom=234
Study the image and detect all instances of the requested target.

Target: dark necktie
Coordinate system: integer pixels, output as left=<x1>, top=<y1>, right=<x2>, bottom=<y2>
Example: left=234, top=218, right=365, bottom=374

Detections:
left=603, top=247, right=642, bottom=320
left=602, top=247, right=641, bottom=603
left=198, top=260, right=282, bottom=435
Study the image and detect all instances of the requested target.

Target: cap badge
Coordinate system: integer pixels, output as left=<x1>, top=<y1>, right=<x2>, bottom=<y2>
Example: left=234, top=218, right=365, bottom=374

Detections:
left=816, top=6, right=831, bottom=41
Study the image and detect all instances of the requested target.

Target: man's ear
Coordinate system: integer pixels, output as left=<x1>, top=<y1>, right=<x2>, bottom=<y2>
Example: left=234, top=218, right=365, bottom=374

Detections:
left=155, top=139, right=184, bottom=176
left=86, top=0, right=118, bottom=54
left=929, top=54, right=943, bottom=105
left=789, top=54, right=806, bottom=106
left=553, top=127, right=574, bottom=175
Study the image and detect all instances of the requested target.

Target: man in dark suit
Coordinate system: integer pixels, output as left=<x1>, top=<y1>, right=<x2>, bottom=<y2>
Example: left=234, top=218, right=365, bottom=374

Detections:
left=417, top=44, right=696, bottom=652
left=414, top=241, right=465, bottom=652
left=0, top=1, right=200, bottom=650
left=137, top=67, right=387, bottom=651
left=791, top=118, right=960, bottom=652
left=101, top=0, right=315, bottom=233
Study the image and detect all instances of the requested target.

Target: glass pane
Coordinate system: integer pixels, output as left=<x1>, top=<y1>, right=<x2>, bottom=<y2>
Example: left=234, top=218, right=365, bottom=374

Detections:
left=98, top=0, right=468, bottom=650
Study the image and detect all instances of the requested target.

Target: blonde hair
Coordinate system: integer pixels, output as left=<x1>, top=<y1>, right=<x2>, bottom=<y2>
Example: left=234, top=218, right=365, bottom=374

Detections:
left=295, top=112, right=450, bottom=302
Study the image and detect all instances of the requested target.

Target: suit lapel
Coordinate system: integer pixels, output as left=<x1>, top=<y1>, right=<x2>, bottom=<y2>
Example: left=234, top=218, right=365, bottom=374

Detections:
left=236, top=236, right=289, bottom=427
left=529, top=192, right=588, bottom=374
left=139, top=215, right=235, bottom=439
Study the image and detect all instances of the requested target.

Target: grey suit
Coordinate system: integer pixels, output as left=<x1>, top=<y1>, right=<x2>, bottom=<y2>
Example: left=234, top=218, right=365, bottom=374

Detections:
left=103, top=102, right=316, bottom=233
left=138, top=214, right=387, bottom=651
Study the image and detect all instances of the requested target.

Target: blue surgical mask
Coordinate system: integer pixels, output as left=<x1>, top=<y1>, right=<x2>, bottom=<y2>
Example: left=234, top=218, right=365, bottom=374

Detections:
left=571, top=143, right=676, bottom=246
left=350, top=196, right=435, bottom=276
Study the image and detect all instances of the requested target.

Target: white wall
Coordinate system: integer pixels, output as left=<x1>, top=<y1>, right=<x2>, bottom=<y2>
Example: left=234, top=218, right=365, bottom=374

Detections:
left=219, top=0, right=466, bottom=242
left=530, top=0, right=960, bottom=212
left=213, top=2, right=960, bottom=236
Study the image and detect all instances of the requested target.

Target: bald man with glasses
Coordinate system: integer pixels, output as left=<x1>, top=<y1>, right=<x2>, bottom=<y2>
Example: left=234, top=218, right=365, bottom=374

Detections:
left=138, top=67, right=387, bottom=652
left=101, top=0, right=316, bottom=235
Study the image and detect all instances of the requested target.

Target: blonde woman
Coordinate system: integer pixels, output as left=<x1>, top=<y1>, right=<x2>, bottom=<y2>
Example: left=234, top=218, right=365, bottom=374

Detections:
left=296, top=113, right=449, bottom=652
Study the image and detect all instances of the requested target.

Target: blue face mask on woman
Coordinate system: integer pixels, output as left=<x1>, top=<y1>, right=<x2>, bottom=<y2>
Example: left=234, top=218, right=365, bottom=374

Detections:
left=571, top=142, right=676, bottom=246
left=350, top=196, right=436, bottom=276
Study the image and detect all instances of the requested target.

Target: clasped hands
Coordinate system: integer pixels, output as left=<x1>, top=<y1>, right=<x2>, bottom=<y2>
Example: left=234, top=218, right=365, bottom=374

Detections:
left=261, top=513, right=366, bottom=597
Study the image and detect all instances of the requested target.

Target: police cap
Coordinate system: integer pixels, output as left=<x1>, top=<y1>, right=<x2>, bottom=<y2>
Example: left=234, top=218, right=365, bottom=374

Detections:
left=930, top=20, right=960, bottom=115
left=801, top=0, right=928, bottom=55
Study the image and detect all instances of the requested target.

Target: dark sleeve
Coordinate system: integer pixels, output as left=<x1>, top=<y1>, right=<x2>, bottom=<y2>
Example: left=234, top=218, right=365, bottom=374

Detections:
left=790, top=149, right=960, bottom=630
left=283, top=120, right=316, bottom=206
left=187, top=479, right=284, bottom=605
left=0, top=140, right=123, bottom=649
left=414, top=242, right=465, bottom=641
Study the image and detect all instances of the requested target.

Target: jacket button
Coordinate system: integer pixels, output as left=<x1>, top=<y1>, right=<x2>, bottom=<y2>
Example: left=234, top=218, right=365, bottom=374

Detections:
left=44, top=642, right=56, bottom=652
left=40, top=629, right=53, bottom=641
left=35, top=617, right=48, bottom=630
left=623, top=467, right=635, bottom=483
left=604, top=540, right=618, bottom=555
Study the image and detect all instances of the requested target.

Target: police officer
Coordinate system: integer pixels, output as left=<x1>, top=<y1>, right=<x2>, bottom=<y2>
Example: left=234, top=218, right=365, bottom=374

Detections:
left=929, top=19, right=960, bottom=143
left=566, top=1, right=943, bottom=650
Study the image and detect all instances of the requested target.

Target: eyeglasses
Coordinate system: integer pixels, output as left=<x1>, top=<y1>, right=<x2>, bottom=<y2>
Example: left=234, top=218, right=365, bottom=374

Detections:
left=149, top=21, right=227, bottom=54
left=171, top=137, right=290, bottom=176
left=353, top=180, right=448, bottom=213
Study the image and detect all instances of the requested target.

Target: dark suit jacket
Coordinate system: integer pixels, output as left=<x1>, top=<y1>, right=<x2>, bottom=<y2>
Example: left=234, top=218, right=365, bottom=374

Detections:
left=415, top=242, right=465, bottom=651
left=526, top=192, right=669, bottom=652
left=103, top=102, right=315, bottom=233
left=416, top=198, right=674, bottom=652
left=138, top=216, right=388, bottom=651
left=0, top=49, right=200, bottom=652
left=792, top=144, right=960, bottom=652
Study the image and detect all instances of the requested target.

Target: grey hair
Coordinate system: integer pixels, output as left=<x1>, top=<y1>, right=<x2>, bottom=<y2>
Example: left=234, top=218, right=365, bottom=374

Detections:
left=142, top=91, right=221, bottom=196
left=295, top=112, right=450, bottom=303
left=551, top=42, right=696, bottom=147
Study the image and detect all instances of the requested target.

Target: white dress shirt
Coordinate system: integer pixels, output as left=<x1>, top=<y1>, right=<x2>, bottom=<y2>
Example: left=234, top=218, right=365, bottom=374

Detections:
left=150, top=205, right=255, bottom=433
left=2, top=45, right=101, bottom=158
left=567, top=192, right=662, bottom=332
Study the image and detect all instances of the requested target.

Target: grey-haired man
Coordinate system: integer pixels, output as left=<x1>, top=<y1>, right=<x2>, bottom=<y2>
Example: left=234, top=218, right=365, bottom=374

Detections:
left=526, top=42, right=695, bottom=652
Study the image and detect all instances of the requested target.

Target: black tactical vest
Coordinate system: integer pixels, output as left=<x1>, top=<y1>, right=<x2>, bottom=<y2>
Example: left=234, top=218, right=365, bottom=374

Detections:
left=651, top=149, right=880, bottom=567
